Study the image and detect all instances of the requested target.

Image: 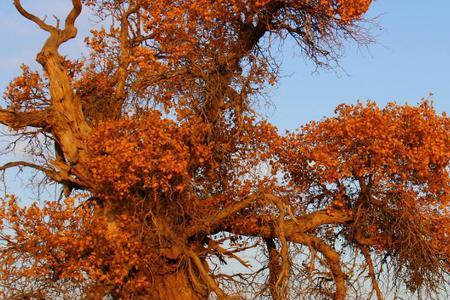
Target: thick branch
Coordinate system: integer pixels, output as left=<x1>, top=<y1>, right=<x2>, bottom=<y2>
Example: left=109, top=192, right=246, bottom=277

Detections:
left=60, top=0, right=82, bottom=43
left=295, top=209, right=354, bottom=233
left=185, top=193, right=262, bottom=238
left=265, top=238, right=283, bottom=300
left=226, top=208, right=354, bottom=239
left=65, top=0, right=82, bottom=29
left=0, top=109, right=52, bottom=130
left=190, top=191, right=353, bottom=240
left=305, top=235, right=347, bottom=300
left=13, top=0, right=56, bottom=33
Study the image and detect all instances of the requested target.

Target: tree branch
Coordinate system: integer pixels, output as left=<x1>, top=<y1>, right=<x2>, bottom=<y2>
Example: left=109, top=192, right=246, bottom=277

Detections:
left=263, top=232, right=347, bottom=300
left=294, top=209, right=354, bottom=233
left=360, top=245, right=384, bottom=300
left=13, top=0, right=56, bottom=33
left=226, top=208, right=354, bottom=240
left=223, top=206, right=353, bottom=299
left=0, top=161, right=65, bottom=183
left=185, top=193, right=262, bottom=238
left=0, top=109, right=52, bottom=130
left=305, top=235, right=347, bottom=300
left=60, top=0, right=82, bottom=43
left=265, top=238, right=283, bottom=300
left=65, top=0, right=82, bottom=29
left=186, top=248, right=228, bottom=299
left=13, top=0, right=93, bottom=188
left=208, top=241, right=252, bottom=269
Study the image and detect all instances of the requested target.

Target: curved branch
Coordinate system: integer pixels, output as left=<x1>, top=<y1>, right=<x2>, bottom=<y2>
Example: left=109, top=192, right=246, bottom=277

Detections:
left=186, top=248, right=228, bottom=299
left=185, top=193, right=262, bottom=238
left=273, top=200, right=290, bottom=298
left=0, top=109, right=52, bottom=130
left=264, top=232, right=347, bottom=300
left=65, top=0, right=82, bottom=29
left=265, top=238, right=283, bottom=300
left=305, top=235, right=347, bottom=300
left=0, top=160, right=87, bottom=190
left=13, top=0, right=56, bottom=33
left=0, top=161, right=63, bottom=183
left=224, top=205, right=353, bottom=299
left=14, top=0, right=82, bottom=44
left=60, top=0, right=82, bottom=43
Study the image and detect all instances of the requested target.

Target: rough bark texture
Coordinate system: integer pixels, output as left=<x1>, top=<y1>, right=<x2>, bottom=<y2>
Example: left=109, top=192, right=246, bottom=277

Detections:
left=147, top=271, right=208, bottom=300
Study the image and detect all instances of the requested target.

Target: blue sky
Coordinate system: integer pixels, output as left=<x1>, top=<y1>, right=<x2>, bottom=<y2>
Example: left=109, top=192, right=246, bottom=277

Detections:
left=270, top=0, right=450, bottom=130
left=0, top=1, right=449, bottom=133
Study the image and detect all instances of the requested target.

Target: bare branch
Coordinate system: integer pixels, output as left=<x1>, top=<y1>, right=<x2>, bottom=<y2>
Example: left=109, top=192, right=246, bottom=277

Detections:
left=13, top=0, right=56, bottom=33
left=64, top=0, right=82, bottom=29
left=60, top=0, right=82, bottom=43
left=208, top=242, right=253, bottom=269
left=360, top=246, right=384, bottom=300
left=0, top=160, right=62, bottom=183
left=0, top=109, right=52, bottom=130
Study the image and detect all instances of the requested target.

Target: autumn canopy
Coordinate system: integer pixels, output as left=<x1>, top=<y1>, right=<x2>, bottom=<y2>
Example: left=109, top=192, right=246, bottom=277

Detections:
left=0, top=1, right=449, bottom=299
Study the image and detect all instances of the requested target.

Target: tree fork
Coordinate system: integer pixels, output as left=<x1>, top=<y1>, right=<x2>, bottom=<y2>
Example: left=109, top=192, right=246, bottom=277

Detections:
left=13, top=0, right=92, bottom=188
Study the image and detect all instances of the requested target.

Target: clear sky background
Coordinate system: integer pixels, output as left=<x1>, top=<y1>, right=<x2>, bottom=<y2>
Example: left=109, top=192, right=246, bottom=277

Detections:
left=0, top=0, right=449, bottom=197
left=269, top=0, right=450, bottom=130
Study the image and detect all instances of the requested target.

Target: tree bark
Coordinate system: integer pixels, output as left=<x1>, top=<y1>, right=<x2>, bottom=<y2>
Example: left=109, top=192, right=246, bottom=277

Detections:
left=145, top=269, right=209, bottom=300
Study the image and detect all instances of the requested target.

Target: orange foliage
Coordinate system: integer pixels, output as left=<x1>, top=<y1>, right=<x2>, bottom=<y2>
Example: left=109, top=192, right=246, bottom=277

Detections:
left=0, top=195, right=165, bottom=298
left=277, top=101, right=450, bottom=288
left=4, top=65, right=49, bottom=111
left=2, top=1, right=450, bottom=299
left=280, top=101, right=449, bottom=199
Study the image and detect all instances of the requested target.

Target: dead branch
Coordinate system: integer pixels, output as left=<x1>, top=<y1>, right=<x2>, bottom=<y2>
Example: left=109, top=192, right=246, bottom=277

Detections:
left=0, top=160, right=82, bottom=187
left=13, top=0, right=56, bottom=33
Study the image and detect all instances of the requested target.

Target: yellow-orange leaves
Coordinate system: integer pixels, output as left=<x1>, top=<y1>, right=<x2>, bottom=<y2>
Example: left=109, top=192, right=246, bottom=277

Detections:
left=277, top=101, right=450, bottom=286
left=89, top=112, right=190, bottom=200
left=4, top=65, right=48, bottom=111
left=321, top=0, right=372, bottom=23
left=88, top=111, right=215, bottom=201
left=280, top=101, right=449, bottom=206
left=0, top=195, right=159, bottom=298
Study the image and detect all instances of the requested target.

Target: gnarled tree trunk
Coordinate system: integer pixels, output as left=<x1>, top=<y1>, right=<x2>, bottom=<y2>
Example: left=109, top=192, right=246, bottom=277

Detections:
left=147, top=270, right=209, bottom=300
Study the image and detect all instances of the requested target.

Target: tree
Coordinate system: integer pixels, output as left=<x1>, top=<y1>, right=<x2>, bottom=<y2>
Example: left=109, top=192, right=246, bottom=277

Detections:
left=0, top=0, right=448, bottom=299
